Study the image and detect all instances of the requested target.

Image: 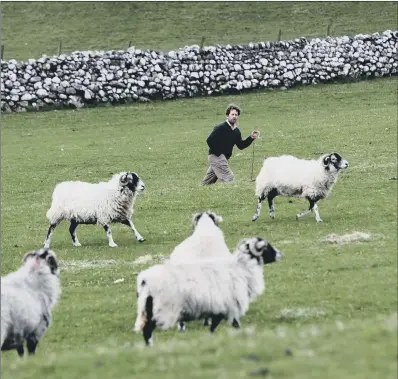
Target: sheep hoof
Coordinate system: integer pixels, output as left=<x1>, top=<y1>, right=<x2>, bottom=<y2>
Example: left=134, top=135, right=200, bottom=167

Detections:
left=251, top=215, right=258, bottom=222
left=109, top=242, right=118, bottom=247
left=73, top=242, right=81, bottom=247
left=137, top=237, right=146, bottom=243
left=316, top=219, right=323, bottom=223
left=177, top=324, right=186, bottom=332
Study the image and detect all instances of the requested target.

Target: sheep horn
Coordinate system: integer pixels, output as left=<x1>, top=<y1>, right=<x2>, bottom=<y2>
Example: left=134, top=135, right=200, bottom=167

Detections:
left=322, top=155, right=331, bottom=167
left=119, top=174, right=128, bottom=185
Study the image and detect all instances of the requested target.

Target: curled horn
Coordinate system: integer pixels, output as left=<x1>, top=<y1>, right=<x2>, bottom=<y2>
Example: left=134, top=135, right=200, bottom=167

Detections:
left=192, top=212, right=202, bottom=228
left=22, top=251, right=37, bottom=263
left=250, top=238, right=266, bottom=256
left=322, top=155, right=331, bottom=167
left=119, top=173, right=128, bottom=185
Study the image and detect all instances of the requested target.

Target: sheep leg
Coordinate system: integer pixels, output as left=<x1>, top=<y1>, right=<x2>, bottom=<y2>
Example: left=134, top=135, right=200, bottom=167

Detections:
left=177, top=321, right=186, bottom=332
left=267, top=189, right=278, bottom=219
left=252, top=193, right=266, bottom=221
left=203, top=318, right=210, bottom=326
left=43, top=222, right=59, bottom=248
left=312, top=203, right=323, bottom=223
left=231, top=318, right=241, bottom=328
left=102, top=224, right=118, bottom=247
left=16, top=344, right=25, bottom=357
left=296, top=199, right=323, bottom=222
left=209, top=314, right=224, bottom=333
left=69, top=219, right=81, bottom=247
left=143, top=321, right=156, bottom=346
left=143, top=296, right=156, bottom=346
left=121, top=219, right=145, bottom=242
left=26, top=336, right=38, bottom=355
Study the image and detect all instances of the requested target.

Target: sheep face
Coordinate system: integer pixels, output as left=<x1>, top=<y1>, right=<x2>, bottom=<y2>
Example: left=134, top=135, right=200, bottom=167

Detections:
left=237, top=237, right=282, bottom=265
left=23, top=248, right=60, bottom=277
left=119, top=172, right=145, bottom=193
left=192, top=211, right=223, bottom=228
left=322, top=153, right=349, bottom=172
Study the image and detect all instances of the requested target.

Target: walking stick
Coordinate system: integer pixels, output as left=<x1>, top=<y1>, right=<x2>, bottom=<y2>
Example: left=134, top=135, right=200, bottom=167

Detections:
left=250, top=131, right=260, bottom=182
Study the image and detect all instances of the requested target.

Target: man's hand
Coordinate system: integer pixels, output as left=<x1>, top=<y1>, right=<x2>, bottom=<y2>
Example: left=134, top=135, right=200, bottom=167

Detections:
left=251, top=130, right=260, bottom=139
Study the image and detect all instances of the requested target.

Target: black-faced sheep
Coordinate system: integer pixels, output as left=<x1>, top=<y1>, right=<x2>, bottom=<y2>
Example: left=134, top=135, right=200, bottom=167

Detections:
left=134, top=237, right=282, bottom=346
left=252, top=153, right=348, bottom=223
left=43, top=172, right=146, bottom=248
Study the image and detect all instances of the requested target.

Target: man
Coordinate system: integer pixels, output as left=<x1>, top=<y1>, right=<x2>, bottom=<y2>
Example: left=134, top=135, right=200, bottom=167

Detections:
left=201, top=104, right=259, bottom=185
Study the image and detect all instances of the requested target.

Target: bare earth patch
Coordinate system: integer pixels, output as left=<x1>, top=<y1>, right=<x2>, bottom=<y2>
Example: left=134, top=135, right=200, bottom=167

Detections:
left=60, top=254, right=166, bottom=271
left=321, top=231, right=372, bottom=244
left=279, top=308, right=327, bottom=320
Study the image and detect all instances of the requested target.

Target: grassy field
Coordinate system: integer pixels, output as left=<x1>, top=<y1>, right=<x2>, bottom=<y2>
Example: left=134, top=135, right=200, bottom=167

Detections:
left=1, top=2, right=397, bottom=379
left=0, top=2, right=397, bottom=61
left=1, top=77, right=397, bottom=378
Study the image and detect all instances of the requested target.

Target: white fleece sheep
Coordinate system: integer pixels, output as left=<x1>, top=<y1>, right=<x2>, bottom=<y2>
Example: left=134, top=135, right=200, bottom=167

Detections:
left=134, top=237, right=282, bottom=346
left=252, top=152, right=348, bottom=223
left=169, top=211, right=231, bottom=264
left=1, top=248, right=61, bottom=357
left=44, top=172, right=146, bottom=248
left=168, top=211, right=232, bottom=331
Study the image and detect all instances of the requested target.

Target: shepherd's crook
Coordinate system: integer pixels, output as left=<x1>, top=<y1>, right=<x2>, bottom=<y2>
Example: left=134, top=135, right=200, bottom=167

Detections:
left=250, top=131, right=261, bottom=182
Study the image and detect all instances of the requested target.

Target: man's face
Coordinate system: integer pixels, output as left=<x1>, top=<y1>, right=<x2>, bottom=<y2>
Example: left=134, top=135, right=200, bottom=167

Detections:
left=227, top=109, right=239, bottom=126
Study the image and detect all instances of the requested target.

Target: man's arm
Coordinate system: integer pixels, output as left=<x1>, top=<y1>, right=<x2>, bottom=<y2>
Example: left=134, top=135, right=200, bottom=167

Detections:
left=235, top=129, right=255, bottom=150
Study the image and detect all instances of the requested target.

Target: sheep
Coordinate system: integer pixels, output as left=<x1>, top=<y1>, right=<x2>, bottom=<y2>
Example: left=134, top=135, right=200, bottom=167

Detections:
left=251, top=152, right=349, bottom=223
left=1, top=248, right=61, bottom=357
left=169, top=211, right=231, bottom=264
left=168, top=211, right=232, bottom=331
left=134, top=237, right=282, bottom=346
left=43, top=172, right=146, bottom=248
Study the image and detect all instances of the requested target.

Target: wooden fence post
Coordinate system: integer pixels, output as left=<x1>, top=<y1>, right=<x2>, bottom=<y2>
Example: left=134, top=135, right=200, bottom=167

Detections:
left=58, top=41, right=62, bottom=55
left=277, top=29, right=282, bottom=41
left=200, top=36, right=205, bottom=50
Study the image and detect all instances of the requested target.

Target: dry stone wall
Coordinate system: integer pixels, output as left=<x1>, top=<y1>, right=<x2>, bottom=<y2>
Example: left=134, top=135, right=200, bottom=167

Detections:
left=1, top=30, right=397, bottom=113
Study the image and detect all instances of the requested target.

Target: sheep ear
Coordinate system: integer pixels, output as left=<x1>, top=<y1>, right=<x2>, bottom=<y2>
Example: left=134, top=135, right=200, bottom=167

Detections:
left=22, top=251, right=37, bottom=263
left=323, top=155, right=330, bottom=167
left=192, top=213, right=202, bottom=226
left=206, top=212, right=223, bottom=225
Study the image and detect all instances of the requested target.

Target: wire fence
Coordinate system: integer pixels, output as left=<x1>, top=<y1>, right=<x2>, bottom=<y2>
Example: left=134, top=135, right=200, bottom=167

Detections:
left=1, top=24, right=337, bottom=61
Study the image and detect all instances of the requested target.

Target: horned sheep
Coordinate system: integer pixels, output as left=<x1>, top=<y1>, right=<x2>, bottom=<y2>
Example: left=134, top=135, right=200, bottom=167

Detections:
left=169, top=211, right=231, bottom=264
left=134, top=237, right=282, bottom=346
left=252, top=153, right=349, bottom=223
left=44, top=172, right=146, bottom=248
left=168, top=211, right=232, bottom=331
left=1, top=248, right=61, bottom=357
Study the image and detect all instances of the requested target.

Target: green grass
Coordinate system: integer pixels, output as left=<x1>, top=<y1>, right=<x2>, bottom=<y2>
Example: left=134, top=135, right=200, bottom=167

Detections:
left=1, top=77, right=397, bottom=378
left=1, top=1, right=397, bottom=61
left=1, top=1, right=397, bottom=378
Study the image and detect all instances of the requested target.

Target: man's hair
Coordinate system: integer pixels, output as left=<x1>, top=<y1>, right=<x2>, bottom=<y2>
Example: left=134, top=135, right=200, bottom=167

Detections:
left=225, top=104, right=241, bottom=116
